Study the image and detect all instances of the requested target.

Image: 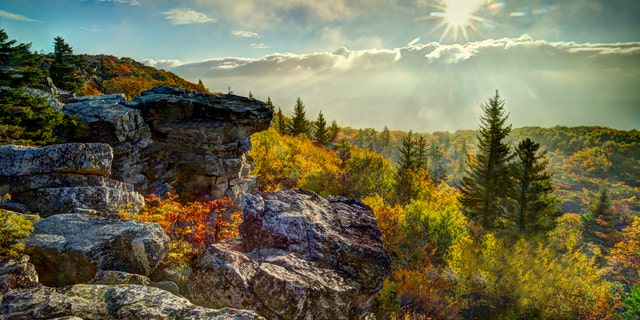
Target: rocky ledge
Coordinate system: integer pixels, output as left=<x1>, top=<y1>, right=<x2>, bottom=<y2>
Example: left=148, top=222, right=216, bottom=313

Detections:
left=63, top=86, right=272, bottom=200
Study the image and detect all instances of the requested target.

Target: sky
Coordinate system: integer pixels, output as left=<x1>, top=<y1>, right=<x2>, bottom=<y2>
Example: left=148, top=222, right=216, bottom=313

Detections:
left=1, top=0, right=639, bottom=132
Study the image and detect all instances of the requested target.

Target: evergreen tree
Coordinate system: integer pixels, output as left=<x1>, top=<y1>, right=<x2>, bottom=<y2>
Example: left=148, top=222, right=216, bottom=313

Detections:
left=583, top=188, right=620, bottom=252
left=313, top=111, right=331, bottom=146
left=275, top=107, right=287, bottom=135
left=395, top=131, right=423, bottom=204
left=380, top=125, right=391, bottom=152
left=0, top=88, right=86, bottom=146
left=460, top=91, right=513, bottom=231
left=329, top=119, right=340, bottom=144
left=266, top=96, right=274, bottom=112
left=288, top=97, right=310, bottom=136
left=50, top=36, right=82, bottom=91
left=429, top=143, right=448, bottom=185
left=0, top=29, right=44, bottom=87
left=509, top=138, right=561, bottom=237
left=416, top=135, right=429, bottom=171
left=248, top=90, right=254, bottom=99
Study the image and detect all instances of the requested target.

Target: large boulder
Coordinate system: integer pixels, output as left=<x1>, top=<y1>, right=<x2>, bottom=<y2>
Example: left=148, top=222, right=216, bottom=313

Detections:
left=63, top=86, right=273, bottom=200
left=186, top=189, right=391, bottom=319
left=23, top=213, right=170, bottom=287
left=0, top=143, right=143, bottom=217
left=0, top=284, right=263, bottom=320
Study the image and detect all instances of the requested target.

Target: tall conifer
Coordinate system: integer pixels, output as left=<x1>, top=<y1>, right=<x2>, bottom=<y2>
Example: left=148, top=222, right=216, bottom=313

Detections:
left=460, top=91, right=513, bottom=230
left=288, top=97, right=310, bottom=136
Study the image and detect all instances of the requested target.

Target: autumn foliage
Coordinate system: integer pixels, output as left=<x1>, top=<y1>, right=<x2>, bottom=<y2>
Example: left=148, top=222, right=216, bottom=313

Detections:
left=120, top=190, right=241, bottom=265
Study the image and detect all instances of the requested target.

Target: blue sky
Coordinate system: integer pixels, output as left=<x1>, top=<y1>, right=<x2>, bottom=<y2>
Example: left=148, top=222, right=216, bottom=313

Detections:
left=1, top=0, right=639, bottom=131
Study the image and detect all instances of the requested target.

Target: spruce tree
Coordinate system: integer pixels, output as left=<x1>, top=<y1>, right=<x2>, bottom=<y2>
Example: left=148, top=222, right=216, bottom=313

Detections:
left=329, top=119, right=340, bottom=144
left=288, top=97, right=310, bottom=136
left=313, top=111, right=330, bottom=146
left=50, top=36, right=82, bottom=91
left=0, top=29, right=44, bottom=87
left=395, top=131, right=419, bottom=204
left=275, top=107, right=287, bottom=135
left=583, top=188, right=620, bottom=252
left=460, top=90, right=513, bottom=231
left=266, top=96, right=274, bottom=112
left=509, top=138, right=561, bottom=237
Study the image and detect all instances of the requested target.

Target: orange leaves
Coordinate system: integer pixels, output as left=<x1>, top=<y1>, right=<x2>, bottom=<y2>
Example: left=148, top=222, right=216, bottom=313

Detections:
left=121, top=190, right=241, bottom=264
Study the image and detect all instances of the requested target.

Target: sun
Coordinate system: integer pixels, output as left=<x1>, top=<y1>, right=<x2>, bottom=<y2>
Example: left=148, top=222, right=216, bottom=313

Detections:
left=444, top=0, right=476, bottom=27
left=428, top=0, right=487, bottom=42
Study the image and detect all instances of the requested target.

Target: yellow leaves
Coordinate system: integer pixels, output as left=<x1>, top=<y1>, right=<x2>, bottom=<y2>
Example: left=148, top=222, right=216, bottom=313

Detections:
left=0, top=209, right=38, bottom=257
left=249, top=128, right=343, bottom=196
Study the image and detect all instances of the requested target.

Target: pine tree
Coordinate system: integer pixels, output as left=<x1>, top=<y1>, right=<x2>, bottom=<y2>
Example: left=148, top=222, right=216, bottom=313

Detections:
left=288, top=97, right=310, bottom=136
left=429, top=143, right=448, bottom=185
left=0, top=29, right=44, bottom=87
left=380, top=125, right=391, bottom=153
left=275, top=107, right=287, bottom=135
left=266, top=96, right=275, bottom=112
left=395, top=131, right=421, bottom=204
left=313, top=111, right=330, bottom=146
left=460, top=91, right=513, bottom=231
left=329, top=119, right=340, bottom=144
left=583, top=188, right=620, bottom=252
left=50, top=36, right=82, bottom=91
left=509, top=138, right=561, bottom=237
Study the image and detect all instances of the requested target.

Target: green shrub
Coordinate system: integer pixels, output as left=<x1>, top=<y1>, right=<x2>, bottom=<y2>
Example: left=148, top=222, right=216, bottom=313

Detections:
left=0, top=209, right=37, bottom=257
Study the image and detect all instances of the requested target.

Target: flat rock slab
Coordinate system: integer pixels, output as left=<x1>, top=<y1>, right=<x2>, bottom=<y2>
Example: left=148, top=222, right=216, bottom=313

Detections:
left=24, top=213, right=169, bottom=286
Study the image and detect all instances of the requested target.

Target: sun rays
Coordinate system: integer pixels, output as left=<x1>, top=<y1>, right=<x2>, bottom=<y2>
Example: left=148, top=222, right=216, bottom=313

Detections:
left=428, top=0, right=488, bottom=43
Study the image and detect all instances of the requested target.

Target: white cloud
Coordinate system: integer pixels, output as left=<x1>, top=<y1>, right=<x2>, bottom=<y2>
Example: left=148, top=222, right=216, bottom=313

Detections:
left=141, top=59, right=184, bottom=69
left=231, top=30, right=262, bottom=38
left=161, top=8, right=216, bottom=25
left=192, top=0, right=375, bottom=30
left=170, top=36, right=640, bottom=131
left=93, top=0, right=142, bottom=5
left=250, top=43, right=270, bottom=49
left=0, top=10, right=41, bottom=23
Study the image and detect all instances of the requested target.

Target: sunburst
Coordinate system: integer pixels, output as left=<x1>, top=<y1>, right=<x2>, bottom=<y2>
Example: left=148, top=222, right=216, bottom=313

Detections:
left=428, top=0, right=489, bottom=43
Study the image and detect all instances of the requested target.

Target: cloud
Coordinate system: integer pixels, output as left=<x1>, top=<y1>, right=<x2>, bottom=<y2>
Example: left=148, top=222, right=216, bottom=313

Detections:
left=141, top=59, right=184, bottom=69
left=231, top=30, right=262, bottom=38
left=161, top=8, right=216, bottom=25
left=81, top=26, right=103, bottom=32
left=93, top=0, right=142, bottom=5
left=0, top=10, right=41, bottom=23
left=192, top=0, right=375, bottom=30
left=170, top=36, right=640, bottom=131
left=250, top=43, right=270, bottom=49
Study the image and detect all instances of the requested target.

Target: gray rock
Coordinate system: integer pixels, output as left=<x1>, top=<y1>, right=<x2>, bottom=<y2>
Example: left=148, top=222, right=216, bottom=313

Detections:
left=24, top=213, right=170, bottom=286
left=89, top=270, right=150, bottom=286
left=0, top=143, right=144, bottom=216
left=0, top=284, right=264, bottom=319
left=0, top=143, right=112, bottom=177
left=186, top=189, right=391, bottom=319
left=64, top=86, right=272, bottom=201
left=0, top=254, right=39, bottom=295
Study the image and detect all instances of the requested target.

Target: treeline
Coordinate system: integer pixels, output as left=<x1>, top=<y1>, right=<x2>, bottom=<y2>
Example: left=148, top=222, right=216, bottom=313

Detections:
left=0, top=29, right=206, bottom=98
left=250, top=91, right=640, bottom=319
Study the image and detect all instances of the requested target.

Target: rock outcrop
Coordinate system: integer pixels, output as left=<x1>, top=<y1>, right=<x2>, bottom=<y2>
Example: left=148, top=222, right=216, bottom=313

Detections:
left=0, top=143, right=143, bottom=217
left=186, top=189, right=391, bottom=319
left=63, top=86, right=273, bottom=200
left=0, top=284, right=263, bottom=319
left=0, top=87, right=390, bottom=320
left=23, top=213, right=170, bottom=287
